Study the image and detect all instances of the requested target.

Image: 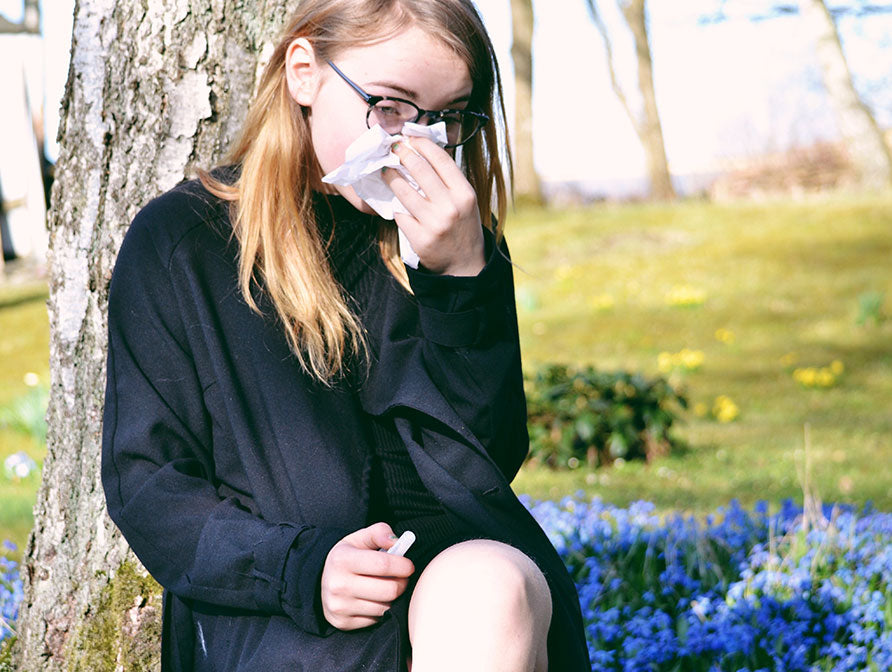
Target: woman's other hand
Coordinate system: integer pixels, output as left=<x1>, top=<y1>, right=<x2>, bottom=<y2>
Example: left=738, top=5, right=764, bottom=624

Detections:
left=383, top=138, right=485, bottom=277
left=321, top=522, right=415, bottom=630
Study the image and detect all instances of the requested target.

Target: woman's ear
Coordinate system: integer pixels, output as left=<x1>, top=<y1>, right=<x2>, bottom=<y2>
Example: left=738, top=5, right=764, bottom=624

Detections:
left=285, top=37, right=319, bottom=106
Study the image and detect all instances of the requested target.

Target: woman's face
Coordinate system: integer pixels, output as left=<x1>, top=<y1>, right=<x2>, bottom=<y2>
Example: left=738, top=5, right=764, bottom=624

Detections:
left=286, top=25, right=472, bottom=214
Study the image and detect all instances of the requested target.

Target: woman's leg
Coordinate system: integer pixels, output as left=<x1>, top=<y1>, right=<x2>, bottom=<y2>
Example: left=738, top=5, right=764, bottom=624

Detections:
left=407, top=540, right=552, bottom=672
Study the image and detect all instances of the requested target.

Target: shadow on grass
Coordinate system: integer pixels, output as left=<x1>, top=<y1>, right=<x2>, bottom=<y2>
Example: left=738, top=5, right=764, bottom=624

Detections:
left=0, top=287, right=48, bottom=311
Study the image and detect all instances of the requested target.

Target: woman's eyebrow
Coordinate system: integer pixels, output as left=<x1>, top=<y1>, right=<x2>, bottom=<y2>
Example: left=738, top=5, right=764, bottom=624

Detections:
left=367, top=80, right=418, bottom=100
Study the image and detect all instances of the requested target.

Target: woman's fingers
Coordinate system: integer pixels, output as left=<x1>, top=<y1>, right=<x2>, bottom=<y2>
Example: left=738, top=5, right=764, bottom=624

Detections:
left=337, top=545, right=415, bottom=578
left=347, top=521, right=398, bottom=551
left=339, top=574, right=410, bottom=604
left=400, top=137, right=469, bottom=192
left=391, top=140, right=452, bottom=204
left=381, top=136, right=484, bottom=276
left=384, top=170, right=432, bottom=220
left=321, top=523, right=416, bottom=630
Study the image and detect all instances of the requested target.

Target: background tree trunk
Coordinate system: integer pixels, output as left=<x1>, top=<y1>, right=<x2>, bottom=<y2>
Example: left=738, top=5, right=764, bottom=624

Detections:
left=23, top=0, right=39, bottom=34
left=585, top=0, right=675, bottom=201
left=510, top=0, right=542, bottom=204
left=620, top=0, right=674, bottom=201
left=799, top=0, right=892, bottom=190
left=12, top=1, right=297, bottom=669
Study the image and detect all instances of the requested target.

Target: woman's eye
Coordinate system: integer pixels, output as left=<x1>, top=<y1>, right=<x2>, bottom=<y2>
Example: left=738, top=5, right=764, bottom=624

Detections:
left=440, top=111, right=463, bottom=124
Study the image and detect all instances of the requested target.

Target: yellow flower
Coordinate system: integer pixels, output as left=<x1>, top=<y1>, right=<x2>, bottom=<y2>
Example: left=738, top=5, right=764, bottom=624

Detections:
left=666, top=285, right=707, bottom=307
left=780, top=352, right=798, bottom=369
left=713, top=395, right=739, bottom=423
left=590, top=294, right=615, bottom=311
left=659, top=348, right=704, bottom=373
left=714, top=328, right=735, bottom=344
left=817, top=368, right=836, bottom=387
left=679, top=348, right=705, bottom=371
left=793, top=367, right=817, bottom=386
left=830, top=360, right=845, bottom=375
left=793, top=363, right=839, bottom=388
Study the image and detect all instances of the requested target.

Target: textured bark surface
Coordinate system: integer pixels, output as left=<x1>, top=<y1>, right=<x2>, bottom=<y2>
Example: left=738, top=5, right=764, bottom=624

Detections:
left=510, top=0, right=541, bottom=204
left=13, top=1, right=297, bottom=669
left=799, top=0, right=892, bottom=191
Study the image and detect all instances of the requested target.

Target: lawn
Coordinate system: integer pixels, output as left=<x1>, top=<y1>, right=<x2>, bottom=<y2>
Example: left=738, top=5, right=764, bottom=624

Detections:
left=509, top=194, right=892, bottom=513
left=1, top=194, right=891, bottom=558
left=0, top=281, right=50, bottom=558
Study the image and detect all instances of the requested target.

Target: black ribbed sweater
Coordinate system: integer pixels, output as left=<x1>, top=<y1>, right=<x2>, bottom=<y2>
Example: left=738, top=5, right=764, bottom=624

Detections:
left=318, top=195, right=464, bottom=567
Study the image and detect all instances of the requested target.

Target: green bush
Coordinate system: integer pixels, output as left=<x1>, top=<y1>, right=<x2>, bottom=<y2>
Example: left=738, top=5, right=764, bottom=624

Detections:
left=524, top=364, right=687, bottom=470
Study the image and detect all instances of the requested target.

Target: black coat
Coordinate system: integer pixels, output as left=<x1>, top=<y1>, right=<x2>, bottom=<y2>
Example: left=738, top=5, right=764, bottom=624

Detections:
left=102, top=180, right=590, bottom=671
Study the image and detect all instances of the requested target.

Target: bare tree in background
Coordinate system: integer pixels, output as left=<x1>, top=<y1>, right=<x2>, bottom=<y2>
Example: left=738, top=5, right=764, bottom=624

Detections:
left=585, top=0, right=676, bottom=201
left=703, top=0, right=892, bottom=191
left=798, top=0, right=892, bottom=190
left=12, top=1, right=296, bottom=668
left=510, top=0, right=542, bottom=203
left=0, top=0, right=38, bottom=33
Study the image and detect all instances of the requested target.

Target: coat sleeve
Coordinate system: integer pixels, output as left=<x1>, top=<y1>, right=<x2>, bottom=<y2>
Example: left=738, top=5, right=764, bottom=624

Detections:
left=404, top=226, right=529, bottom=481
left=102, top=210, right=344, bottom=636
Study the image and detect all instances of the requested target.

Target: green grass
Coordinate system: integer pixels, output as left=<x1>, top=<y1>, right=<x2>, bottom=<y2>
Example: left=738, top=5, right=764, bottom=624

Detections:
left=1, top=194, right=891, bottom=554
left=509, top=194, right=892, bottom=513
left=0, top=281, right=49, bottom=557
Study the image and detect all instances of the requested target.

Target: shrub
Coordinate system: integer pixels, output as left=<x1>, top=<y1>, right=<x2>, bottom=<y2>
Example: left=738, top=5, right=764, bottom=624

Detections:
left=524, top=364, right=687, bottom=469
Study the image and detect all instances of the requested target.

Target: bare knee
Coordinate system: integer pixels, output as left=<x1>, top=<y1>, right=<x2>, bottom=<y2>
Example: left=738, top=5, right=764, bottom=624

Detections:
left=414, top=540, right=549, bottom=613
left=408, top=540, right=551, bottom=671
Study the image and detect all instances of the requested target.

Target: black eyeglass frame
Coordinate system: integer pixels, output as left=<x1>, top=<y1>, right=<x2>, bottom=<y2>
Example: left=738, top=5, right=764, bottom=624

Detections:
left=327, top=61, right=489, bottom=149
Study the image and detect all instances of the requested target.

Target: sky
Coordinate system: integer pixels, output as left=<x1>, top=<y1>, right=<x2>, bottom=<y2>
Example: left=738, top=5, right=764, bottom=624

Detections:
left=3, top=0, right=891, bottom=193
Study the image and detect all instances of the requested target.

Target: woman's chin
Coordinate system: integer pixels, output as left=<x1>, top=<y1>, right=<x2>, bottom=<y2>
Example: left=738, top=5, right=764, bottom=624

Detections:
left=341, top=190, right=377, bottom=215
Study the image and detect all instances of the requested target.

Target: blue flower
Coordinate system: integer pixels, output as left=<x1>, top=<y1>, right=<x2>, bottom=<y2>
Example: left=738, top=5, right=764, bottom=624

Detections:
left=524, top=496, right=892, bottom=671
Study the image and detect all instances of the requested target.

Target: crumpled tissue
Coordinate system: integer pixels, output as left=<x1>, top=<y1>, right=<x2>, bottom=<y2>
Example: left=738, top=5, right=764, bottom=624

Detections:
left=321, top=121, right=448, bottom=269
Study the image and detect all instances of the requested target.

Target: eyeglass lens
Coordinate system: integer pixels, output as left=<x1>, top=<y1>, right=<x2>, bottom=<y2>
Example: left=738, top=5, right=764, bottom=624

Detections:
left=368, top=100, right=480, bottom=147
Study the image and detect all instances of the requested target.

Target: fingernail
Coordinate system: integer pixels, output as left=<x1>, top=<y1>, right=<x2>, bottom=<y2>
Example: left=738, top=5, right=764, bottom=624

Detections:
left=389, top=534, right=399, bottom=540
left=392, top=142, right=402, bottom=153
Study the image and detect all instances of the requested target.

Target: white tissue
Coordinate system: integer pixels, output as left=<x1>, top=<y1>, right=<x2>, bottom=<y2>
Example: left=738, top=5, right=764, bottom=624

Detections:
left=321, top=121, right=449, bottom=269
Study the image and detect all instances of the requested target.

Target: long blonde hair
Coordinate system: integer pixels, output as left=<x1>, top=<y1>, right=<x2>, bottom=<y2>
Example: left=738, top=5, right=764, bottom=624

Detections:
left=202, top=0, right=512, bottom=383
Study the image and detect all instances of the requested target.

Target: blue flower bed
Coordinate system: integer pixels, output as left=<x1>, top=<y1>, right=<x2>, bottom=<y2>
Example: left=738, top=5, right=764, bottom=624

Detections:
left=525, top=496, right=892, bottom=672
left=1, top=498, right=890, bottom=671
left=0, top=541, right=22, bottom=644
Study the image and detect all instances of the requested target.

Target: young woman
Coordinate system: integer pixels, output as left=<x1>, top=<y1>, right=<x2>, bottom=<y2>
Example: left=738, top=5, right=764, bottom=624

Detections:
left=102, top=0, right=589, bottom=670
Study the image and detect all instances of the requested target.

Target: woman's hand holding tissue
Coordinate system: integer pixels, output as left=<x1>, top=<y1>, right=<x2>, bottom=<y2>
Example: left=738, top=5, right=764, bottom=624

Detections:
left=382, top=138, right=485, bottom=277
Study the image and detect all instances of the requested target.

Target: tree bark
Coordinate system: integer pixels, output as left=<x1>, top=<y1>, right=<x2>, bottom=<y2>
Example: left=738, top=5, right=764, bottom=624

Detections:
left=799, top=0, right=892, bottom=190
left=510, top=0, right=542, bottom=204
left=12, top=1, right=297, bottom=669
left=585, top=0, right=675, bottom=201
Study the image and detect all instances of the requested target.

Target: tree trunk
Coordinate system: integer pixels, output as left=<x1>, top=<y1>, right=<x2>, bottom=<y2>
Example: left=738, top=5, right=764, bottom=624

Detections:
left=586, top=0, right=675, bottom=201
left=23, top=0, right=39, bottom=34
left=620, top=0, right=675, bottom=201
left=510, top=0, right=542, bottom=204
left=799, top=0, right=892, bottom=191
left=12, top=1, right=297, bottom=669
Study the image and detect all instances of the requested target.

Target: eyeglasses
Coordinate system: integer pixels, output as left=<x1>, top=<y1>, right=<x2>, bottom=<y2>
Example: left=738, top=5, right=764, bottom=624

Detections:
left=327, top=61, right=489, bottom=148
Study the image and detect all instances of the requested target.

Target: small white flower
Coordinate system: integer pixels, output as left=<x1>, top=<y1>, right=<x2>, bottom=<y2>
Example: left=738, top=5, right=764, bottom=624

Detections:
left=3, top=452, right=37, bottom=480
left=23, top=372, right=40, bottom=387
left=691, top=596, right=711, bottom=621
